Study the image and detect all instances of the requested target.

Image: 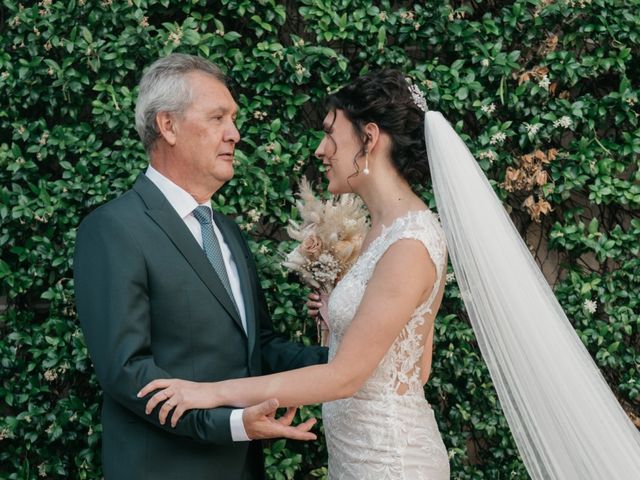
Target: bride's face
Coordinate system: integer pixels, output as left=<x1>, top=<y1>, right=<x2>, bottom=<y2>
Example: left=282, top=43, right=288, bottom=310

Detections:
left=315, top=109, right=366, bottom=194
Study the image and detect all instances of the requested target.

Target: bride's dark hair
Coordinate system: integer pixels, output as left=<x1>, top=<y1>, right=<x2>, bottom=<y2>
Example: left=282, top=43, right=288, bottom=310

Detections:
left=326, top=69, right=429, bottom=183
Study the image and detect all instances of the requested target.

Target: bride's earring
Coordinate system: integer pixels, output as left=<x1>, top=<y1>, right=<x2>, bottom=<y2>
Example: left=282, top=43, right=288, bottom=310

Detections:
left=363, top=149, right=370, bottom=175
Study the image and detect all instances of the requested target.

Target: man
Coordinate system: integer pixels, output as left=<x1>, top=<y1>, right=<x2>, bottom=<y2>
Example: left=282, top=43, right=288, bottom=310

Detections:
left=74, top=53, right=327, bottom=480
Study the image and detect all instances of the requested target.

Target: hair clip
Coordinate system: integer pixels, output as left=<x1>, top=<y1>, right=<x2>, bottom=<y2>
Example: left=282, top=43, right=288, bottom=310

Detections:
left=406, top=80, right=428, bottom=113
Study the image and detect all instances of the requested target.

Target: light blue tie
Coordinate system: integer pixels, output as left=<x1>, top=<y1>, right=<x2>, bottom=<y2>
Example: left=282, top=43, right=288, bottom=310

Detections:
left=192, top=206, right=238, bottom=313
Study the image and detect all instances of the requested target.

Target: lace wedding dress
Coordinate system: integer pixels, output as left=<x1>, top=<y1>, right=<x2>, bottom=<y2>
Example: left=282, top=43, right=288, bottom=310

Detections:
left=322, top=210, right=450, bottom=480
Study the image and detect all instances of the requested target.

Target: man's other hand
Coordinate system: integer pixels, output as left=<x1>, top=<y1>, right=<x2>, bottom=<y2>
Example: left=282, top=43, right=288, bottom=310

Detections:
left=242, top=399, right=317, bottom=441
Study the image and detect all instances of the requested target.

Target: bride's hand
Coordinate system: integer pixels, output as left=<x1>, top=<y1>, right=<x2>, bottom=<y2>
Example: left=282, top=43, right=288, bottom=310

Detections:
left=307, top=292, right=322, bottom=318
left=137, top=379, right=217, bottom=427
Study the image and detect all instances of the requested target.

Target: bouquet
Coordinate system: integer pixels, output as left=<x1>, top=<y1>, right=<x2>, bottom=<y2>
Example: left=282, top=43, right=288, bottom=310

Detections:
left=282, top=178, right=369, bottom=346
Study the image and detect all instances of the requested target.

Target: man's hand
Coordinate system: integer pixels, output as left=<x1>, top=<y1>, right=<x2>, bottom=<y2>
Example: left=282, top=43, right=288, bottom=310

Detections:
left=243, top=399, right=317, bottom=441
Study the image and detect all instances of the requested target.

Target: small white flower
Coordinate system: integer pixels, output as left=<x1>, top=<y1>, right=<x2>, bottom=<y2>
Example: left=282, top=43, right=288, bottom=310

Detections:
left=295, top=63, right=306, bottom=75
left=247, top=209, right=261, bottom=223
left=538, top=75, right=551, bottom=90
left=481, top=103, right=496, bottom=115
left=583, top=299, right=597, bottom=314
left=43, top=369, right=58, bottom=381
left=553, top=115, right=572, bottom=129
left=421, top=79, right=433, bottom=89
left=481, top=58, right=490, bottom=67
left=167, top=30, right=183, bottom=45
left=567, top=0, right=592, bottom=6
left=378, top=11, right=388, bottom=21
left=478, top=150, right=496, bottom=162
left=311, top=253, right=340, bottom=287
left=490, top=132, right=506, bottom=145
left=400, top=11, right=415, bottom=21
left=524, top=123, right=541, bottom=135
left=446, top=272, right=455, bottom=284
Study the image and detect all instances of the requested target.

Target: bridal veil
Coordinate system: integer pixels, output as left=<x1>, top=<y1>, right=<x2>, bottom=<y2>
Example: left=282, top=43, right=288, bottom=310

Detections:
left=425, top=111, right=640, bottom=479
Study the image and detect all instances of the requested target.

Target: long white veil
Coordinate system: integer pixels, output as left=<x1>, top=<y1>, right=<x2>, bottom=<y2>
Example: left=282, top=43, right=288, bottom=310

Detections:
left=425, top=111, right=640, bottom=479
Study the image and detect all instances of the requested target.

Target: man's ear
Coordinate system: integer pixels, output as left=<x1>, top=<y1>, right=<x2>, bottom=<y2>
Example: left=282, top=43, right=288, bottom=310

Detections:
left=363, top=122, right=380, bottom=151
left=156, top=111, right=178, bottom=146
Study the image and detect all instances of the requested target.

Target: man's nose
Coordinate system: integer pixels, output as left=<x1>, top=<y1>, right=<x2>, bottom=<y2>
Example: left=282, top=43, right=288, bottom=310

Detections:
left=226, top=122, right=240, bottom=143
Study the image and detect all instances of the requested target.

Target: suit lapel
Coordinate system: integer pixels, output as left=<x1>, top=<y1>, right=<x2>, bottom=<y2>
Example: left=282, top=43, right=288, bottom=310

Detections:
left=133, top=175, right=245, bottom=334
left=214, top=213, right=257, bottom=356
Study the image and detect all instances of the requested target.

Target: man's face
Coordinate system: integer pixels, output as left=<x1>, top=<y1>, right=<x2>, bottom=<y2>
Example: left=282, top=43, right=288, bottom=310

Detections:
left=172, top=71, right=240, bottom=192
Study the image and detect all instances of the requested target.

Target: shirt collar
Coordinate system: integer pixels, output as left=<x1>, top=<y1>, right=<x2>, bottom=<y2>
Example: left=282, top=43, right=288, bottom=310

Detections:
left=145, top=165, right=208, bottom=219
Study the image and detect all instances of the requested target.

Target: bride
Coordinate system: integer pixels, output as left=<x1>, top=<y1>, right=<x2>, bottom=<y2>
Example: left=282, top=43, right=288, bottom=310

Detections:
left=139, top=70, right=640, bottom=479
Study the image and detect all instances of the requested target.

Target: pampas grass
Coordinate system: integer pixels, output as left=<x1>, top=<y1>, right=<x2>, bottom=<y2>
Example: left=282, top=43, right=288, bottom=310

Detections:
left=282, top=177, right=369, bottom=292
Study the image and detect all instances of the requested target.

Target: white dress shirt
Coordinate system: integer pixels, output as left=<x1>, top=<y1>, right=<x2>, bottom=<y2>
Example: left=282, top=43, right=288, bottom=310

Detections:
left=146, top=166, right=250, bottom=442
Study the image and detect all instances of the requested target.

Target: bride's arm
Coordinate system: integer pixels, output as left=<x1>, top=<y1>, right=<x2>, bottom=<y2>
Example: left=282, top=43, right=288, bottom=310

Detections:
left=139, top=239, right=437, bottom=426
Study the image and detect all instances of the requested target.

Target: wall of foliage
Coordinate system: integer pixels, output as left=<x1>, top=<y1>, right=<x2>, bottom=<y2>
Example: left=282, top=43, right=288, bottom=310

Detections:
left=1, top=0, right=638, bottom=478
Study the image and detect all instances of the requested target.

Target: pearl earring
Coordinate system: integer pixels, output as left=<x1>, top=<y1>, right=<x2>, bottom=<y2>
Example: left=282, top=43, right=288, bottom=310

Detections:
left=363, top=150, right=370, bottom=175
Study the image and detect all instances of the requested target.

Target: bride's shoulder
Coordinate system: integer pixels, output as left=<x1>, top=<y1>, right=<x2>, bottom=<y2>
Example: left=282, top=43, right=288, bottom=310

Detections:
left=386, top=209, right=447, bottom=272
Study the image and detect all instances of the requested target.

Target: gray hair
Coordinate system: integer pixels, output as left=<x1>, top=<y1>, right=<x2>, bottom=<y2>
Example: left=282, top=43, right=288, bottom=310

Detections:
left=134, top=53, right=226, bottom=154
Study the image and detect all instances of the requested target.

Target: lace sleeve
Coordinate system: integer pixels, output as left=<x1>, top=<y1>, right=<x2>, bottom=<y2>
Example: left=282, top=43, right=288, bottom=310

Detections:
left=361, top=211, right=447, bottom=312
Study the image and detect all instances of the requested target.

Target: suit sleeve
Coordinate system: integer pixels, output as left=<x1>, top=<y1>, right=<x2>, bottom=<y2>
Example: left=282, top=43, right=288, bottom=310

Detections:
left=227, top=222, right=328, bottom=373
left=257, top=283, right=329, bottom=374
left=73, top=209, right=233, bottom=444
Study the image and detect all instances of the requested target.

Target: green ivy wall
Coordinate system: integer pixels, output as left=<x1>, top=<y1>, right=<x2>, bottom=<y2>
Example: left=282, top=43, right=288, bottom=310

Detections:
left=1, top=0, right=638, bottom=478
